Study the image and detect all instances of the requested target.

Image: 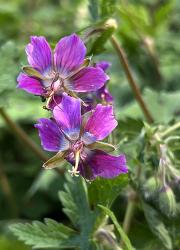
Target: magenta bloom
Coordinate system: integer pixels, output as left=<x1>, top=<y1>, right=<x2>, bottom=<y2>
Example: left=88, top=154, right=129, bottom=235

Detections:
left=17, top=34, right=109, bottom=109
left=82, top=61, right=113, bottom=113
left=35, top=94, right=127, bottom=180
left=95, top=61, right=113, bottom=103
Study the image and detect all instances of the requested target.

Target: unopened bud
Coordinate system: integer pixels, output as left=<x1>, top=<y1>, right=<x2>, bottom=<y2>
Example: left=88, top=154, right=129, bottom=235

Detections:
left=105, top=18, right=118, bottom=30
left=143, top=177, right=161, bottom=200
left=158, top=185, right=177, bottom=217
left=143, top=36, right=155, bottom=54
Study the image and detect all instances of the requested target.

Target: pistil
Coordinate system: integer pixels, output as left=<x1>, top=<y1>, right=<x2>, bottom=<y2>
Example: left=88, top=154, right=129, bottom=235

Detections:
left=68, top=150, right=80, bottom=177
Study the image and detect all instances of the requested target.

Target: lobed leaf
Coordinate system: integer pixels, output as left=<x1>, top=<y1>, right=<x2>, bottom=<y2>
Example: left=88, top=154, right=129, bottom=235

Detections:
left=10, top=218, right=78, bottom=249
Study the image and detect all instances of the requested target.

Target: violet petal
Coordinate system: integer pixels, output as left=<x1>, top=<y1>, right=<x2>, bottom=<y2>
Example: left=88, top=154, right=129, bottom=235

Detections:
left=88, top=150, right=128, bottom=179
left=35, top=118, right=69, bottom=152
left=84, top=104, right=117, bottom=140
left=17, top=73, right=44, bottom=95
left=25, top=36, right=52, bottom=74
left=66, top=67, right=109, bottom=92
left=96, top=61, right=111, bottom=71
left=54, top=33, right=86, bottom=76
left=53, top=94, right=81, bottom=140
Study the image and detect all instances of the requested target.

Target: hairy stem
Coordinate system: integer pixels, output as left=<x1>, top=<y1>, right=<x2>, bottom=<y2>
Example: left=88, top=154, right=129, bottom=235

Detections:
left=0, top=107, right=64, bottom=175
left=161, top=122, right=180, bottom=138
left=122, top=191, right=137, bottom=234
left=120, top=164, right=142, bottom=247
left=111, top=35, right=154, bottom=124
left=0, top=107, right=48, bottom=161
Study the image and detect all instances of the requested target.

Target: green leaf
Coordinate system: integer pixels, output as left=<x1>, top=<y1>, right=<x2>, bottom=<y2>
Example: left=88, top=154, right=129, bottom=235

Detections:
left=100, top=0, right=118, bottom=18
left=116, top=117, right=144, bottom=137
left=154, top=1, right=174, bottom=30
left=9, top=218, right=78, bottom=249
left=88, top=174, right=128, bottom=207
left=88, top=0, right=99, bottom=21
left=98, top=205, right=133, bottom=250
left=118, top=88, right=180, bottom=123
left=0, top=235, right=30, bottom=250
left=10, top=176, right=99, bottom=250
left=59, top=176, right=99, bottom=250
left=0, top=41, right=19, bottom=106
left=84, top=19, right=117, bottom=55
left=119, top=4, right=152, bottom=36
left=142, top=202, right=172, bottom=250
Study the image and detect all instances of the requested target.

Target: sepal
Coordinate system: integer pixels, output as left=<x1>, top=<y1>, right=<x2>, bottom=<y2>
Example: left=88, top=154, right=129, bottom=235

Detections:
left=43, top=151, right=66, bottom=169
left=87, top=141, right=116, bottom=153
left=22, top=66, right=45, bottom=80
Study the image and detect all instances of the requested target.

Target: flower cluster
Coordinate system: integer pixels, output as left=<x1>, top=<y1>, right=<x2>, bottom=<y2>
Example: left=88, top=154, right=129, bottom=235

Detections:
left=17, top=33, right=128, bottom=180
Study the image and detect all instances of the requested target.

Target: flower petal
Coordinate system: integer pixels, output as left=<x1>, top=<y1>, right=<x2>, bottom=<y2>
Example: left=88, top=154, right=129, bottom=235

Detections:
left=54, top=33, right=86, bottom=76
left=81, top=131, right=97, bottom=145
left=17, top=73, right=44, bottom=95
left=35, top=118, right=69, bottom=152
left=26, top=36, right=52, bottom=74
left=65, top=67, right=109, bottom=92
left=88, top=150, right=127, bottom=179
left=96, top=61, right=111, bottom=71
left=97, top=85, right=113, bottom=103
left=53, top=94, right=81, bottom=140
left=84, top=104, right=117, bottom=140
left=48, top=94, right=62, bottom=110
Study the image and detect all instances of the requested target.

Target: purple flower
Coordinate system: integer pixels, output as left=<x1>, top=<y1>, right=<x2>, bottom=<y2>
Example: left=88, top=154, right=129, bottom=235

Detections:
left=17, top=34, right=109, bottom=109
left=81, top=61, right=113, bottom=113
left=35, top=94, right=127, bottom=180
left=95, top=61, right=113, bottom=103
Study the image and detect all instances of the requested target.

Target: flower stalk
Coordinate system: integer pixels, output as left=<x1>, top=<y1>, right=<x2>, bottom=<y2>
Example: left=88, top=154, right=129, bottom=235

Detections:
left=0, top=107, right=48, bottom=162
left=0, top=107, right=64, bottom=175
left=161, top=122, right=180, bottom=138
left=0, top=160, right=18, bottom=217
left=111, top=35, right=154, bottom=124
left=120, top=164, right=142, bottom=247
left=122, top=190, right=137, bottom=234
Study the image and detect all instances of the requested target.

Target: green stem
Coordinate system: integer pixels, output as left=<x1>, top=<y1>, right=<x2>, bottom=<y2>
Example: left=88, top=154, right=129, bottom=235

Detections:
left=111, top=35, right=154, bottom=124
left=0, top=107, right=48, bottom=161
left=122, top=191, right=137, bottom=234
left=161, top=122, right=180, bottom=138
left=0, top=107, right=64, bottom=175
left=0, top=160, right=18, bottom=217
left=120, top=164, right=142, bottom=247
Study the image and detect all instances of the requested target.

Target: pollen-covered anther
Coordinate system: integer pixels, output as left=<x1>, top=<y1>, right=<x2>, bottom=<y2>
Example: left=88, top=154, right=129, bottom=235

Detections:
left=68, top=167, right=80, bottom=177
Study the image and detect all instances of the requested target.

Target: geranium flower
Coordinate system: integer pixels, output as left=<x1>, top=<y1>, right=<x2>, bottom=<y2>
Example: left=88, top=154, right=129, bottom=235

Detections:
left=96, top=61, right=113, bottom=103
left=35, top=94, right=127, bottom=180
left=82, top=61, right=113, bottom=113
left=17, top=34, right=109, bottom=109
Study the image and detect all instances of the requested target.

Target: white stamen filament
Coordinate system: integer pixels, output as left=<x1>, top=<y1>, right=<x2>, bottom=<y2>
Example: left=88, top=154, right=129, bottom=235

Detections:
left=68, top=150, right=80, bottom=177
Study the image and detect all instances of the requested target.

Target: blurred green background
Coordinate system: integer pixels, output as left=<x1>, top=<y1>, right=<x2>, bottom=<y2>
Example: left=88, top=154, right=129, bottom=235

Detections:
left=0, top=0, right=179, bottom=249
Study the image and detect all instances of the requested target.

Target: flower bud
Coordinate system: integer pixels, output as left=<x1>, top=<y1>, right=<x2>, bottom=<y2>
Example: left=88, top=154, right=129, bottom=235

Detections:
left=143, top=177, right=161, bottom=200
left=158, top=185, right=177, bottom=217
left=105, top=18, right=118, bottom=30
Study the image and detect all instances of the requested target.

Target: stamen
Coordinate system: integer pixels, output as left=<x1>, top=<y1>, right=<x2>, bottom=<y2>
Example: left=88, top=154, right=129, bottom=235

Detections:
left=68, top=150, right=80, bottom=177
left=44, top=91, right=55, bottom=109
